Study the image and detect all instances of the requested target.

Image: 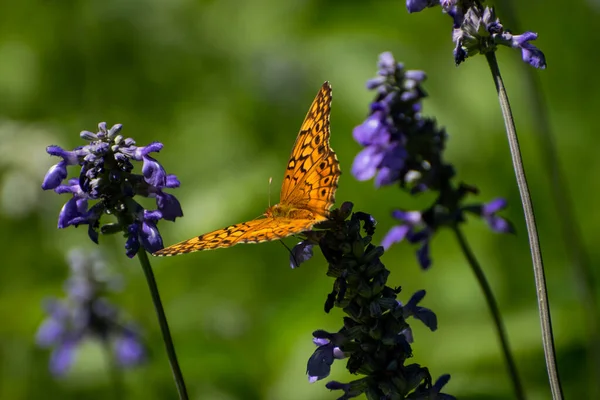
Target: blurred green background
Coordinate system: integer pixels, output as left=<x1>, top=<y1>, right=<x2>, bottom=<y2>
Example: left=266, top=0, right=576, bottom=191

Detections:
left=0, top=0, right=598, bottom=399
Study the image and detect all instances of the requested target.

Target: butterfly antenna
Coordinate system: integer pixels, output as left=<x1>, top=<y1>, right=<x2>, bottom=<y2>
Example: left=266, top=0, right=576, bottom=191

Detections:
left=279, top=240, right=299, bottom=268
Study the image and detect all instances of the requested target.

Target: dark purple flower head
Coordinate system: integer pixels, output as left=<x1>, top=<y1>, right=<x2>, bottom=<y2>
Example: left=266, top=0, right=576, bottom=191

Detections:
left=302, top=203, right=453, bottom=398
left=405, top=1, right=546, bottom=68
left=36, top=249, right=146, bottom=376
left=42, top=122, right=183, bottom=257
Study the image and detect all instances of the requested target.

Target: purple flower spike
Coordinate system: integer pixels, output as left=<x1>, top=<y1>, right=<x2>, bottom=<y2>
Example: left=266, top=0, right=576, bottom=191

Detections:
left=36, top=250, right=146, bottom=376
left=42, top=122, right=182, bottom=256
left=352, top=52, right=447, bottom=191
left=452, top=5, right=546, bottom=69
left=511, top=32, right=547, bottom=69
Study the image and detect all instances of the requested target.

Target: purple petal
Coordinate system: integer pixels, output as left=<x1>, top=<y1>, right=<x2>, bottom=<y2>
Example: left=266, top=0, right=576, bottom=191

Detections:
left=42, top=160, right=69, bottom=190
left=352, top=111, right=387, bottom=146
left=165, top=174, right=181, bottom=188
left=139, top=220, right=163, bottom=254
left=290, top=241, right=314, bottom=269
left=36, top=318, right=65, bottom=347
left=306, top=343, right=335, bottom=382
left=375, top=166, right=400, bottom=187
left=482, top=198, right=507, bottom=215
left=58, top=198, right=88, bottom=229
left=391, top=210, right=422, bottom=224
left=416, top=240, right=431, bottom=269
left=125, top=224, right=140, bottom=258
left=511, top=32, right=546, bottom=69
left=381, top=225, right=411, bottom=250
left=406, top=0, right=438, bottom=13
left=142, top=155, right=167, bottom=187
left=351, top=146, right=384, bottom=181
left=485, top=215, right=514, bottom=234
left=49, top=340, right=77, bottom=376
left=114, top=332, right=145, bottom=367
left=46, top=145, right=81, bottom=164
left=156, top=192, right=183, bottom=221
left=414, top=306, right=438, bottom=331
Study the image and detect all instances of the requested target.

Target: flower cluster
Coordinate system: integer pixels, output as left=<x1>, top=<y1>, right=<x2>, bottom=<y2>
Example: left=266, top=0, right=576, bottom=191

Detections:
left=353, top=53, right=513, bottom=268
left=36, top=249, right=146, bottom=376
left=352, top=52, right=447, bottom=191
left=406, top=0, right=546, bottom=68
left=42, top=122, right=183, bottom=257
left=295, top=203, right=454, bottom=399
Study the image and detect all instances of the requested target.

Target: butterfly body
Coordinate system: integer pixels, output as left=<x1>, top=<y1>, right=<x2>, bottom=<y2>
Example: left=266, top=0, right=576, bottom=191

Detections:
left=153, top=82, right=339, bottom=257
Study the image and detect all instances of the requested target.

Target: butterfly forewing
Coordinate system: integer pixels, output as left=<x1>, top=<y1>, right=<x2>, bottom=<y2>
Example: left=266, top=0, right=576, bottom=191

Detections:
left=279, top=82, right=340, bottom=216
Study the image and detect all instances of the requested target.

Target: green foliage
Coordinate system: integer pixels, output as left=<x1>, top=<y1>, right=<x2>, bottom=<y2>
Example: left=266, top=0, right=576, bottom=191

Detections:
left=0, top=0, right=596, bottom=399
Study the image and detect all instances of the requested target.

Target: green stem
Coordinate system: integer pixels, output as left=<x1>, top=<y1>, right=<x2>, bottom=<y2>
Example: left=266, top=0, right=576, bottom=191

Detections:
left=498, top=2, right=600, bottom=395
left=103, top=339, right=125, bottom=400
left=137, top=249, right=189, bottom=399
left=485, top=51, right=563, bottom=399
left=452, top=226, right=525, bottom=400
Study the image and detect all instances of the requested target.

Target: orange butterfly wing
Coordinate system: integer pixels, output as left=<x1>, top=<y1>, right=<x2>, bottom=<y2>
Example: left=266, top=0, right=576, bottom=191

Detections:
left=153, top=82, right=339, bottom=257
left=151, top=217, right=315, bottom=256
left=280, top=82, right=340, bottom=217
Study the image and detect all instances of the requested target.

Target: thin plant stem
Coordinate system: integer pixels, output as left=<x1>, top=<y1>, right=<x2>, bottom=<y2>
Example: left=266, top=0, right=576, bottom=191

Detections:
left=485, top=51, right=564, bottom=399
left=452, top=226, right=525, bottom=400
left=137, top=249, right=189, bottom=400
left=103, top=340, right=125, bottom=400
left=498, top=2, right=600, bottom=396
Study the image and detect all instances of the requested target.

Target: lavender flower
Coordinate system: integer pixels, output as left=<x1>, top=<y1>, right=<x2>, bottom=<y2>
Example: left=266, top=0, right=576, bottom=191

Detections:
left=352, top=52, right=448, bottom=192
left=382, top=186, right=513, bottom=269
left=36, top=249, right=145, bottom=376
left=355, top=53, right=513, bottom=269
left=300, top=203, right=453, bottom=399
left=406, top=1, right=546, bottom=68
left=42, top=122, right=183, bottom=257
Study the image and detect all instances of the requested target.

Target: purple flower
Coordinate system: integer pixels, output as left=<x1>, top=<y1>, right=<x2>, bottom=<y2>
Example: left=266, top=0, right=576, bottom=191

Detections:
left=508, top=31, right=546, bottom=69
left=382, top=210, right=433, bottom=269
left=463, top=198, right=515, bottom=233
left=382, top=190, right=513, bottom=269
left=352, top=52, right=443, bottom=190
left=42, top=122, right=183, bottom=257
left=307, top=336, right=345, bottom=383
left=399, top=290, right=438, bottom=331
left=452, top=6, right=546, bottom=68
left=36, top=249, right=146, bottom=376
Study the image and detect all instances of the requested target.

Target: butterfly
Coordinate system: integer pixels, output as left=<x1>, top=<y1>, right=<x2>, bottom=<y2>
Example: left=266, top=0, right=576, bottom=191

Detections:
left=153, top=81, right=340, bottom=256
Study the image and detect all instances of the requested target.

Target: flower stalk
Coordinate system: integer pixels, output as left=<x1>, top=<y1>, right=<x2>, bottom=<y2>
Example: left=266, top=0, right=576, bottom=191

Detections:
left=485, top=51, right=563, bottom=399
